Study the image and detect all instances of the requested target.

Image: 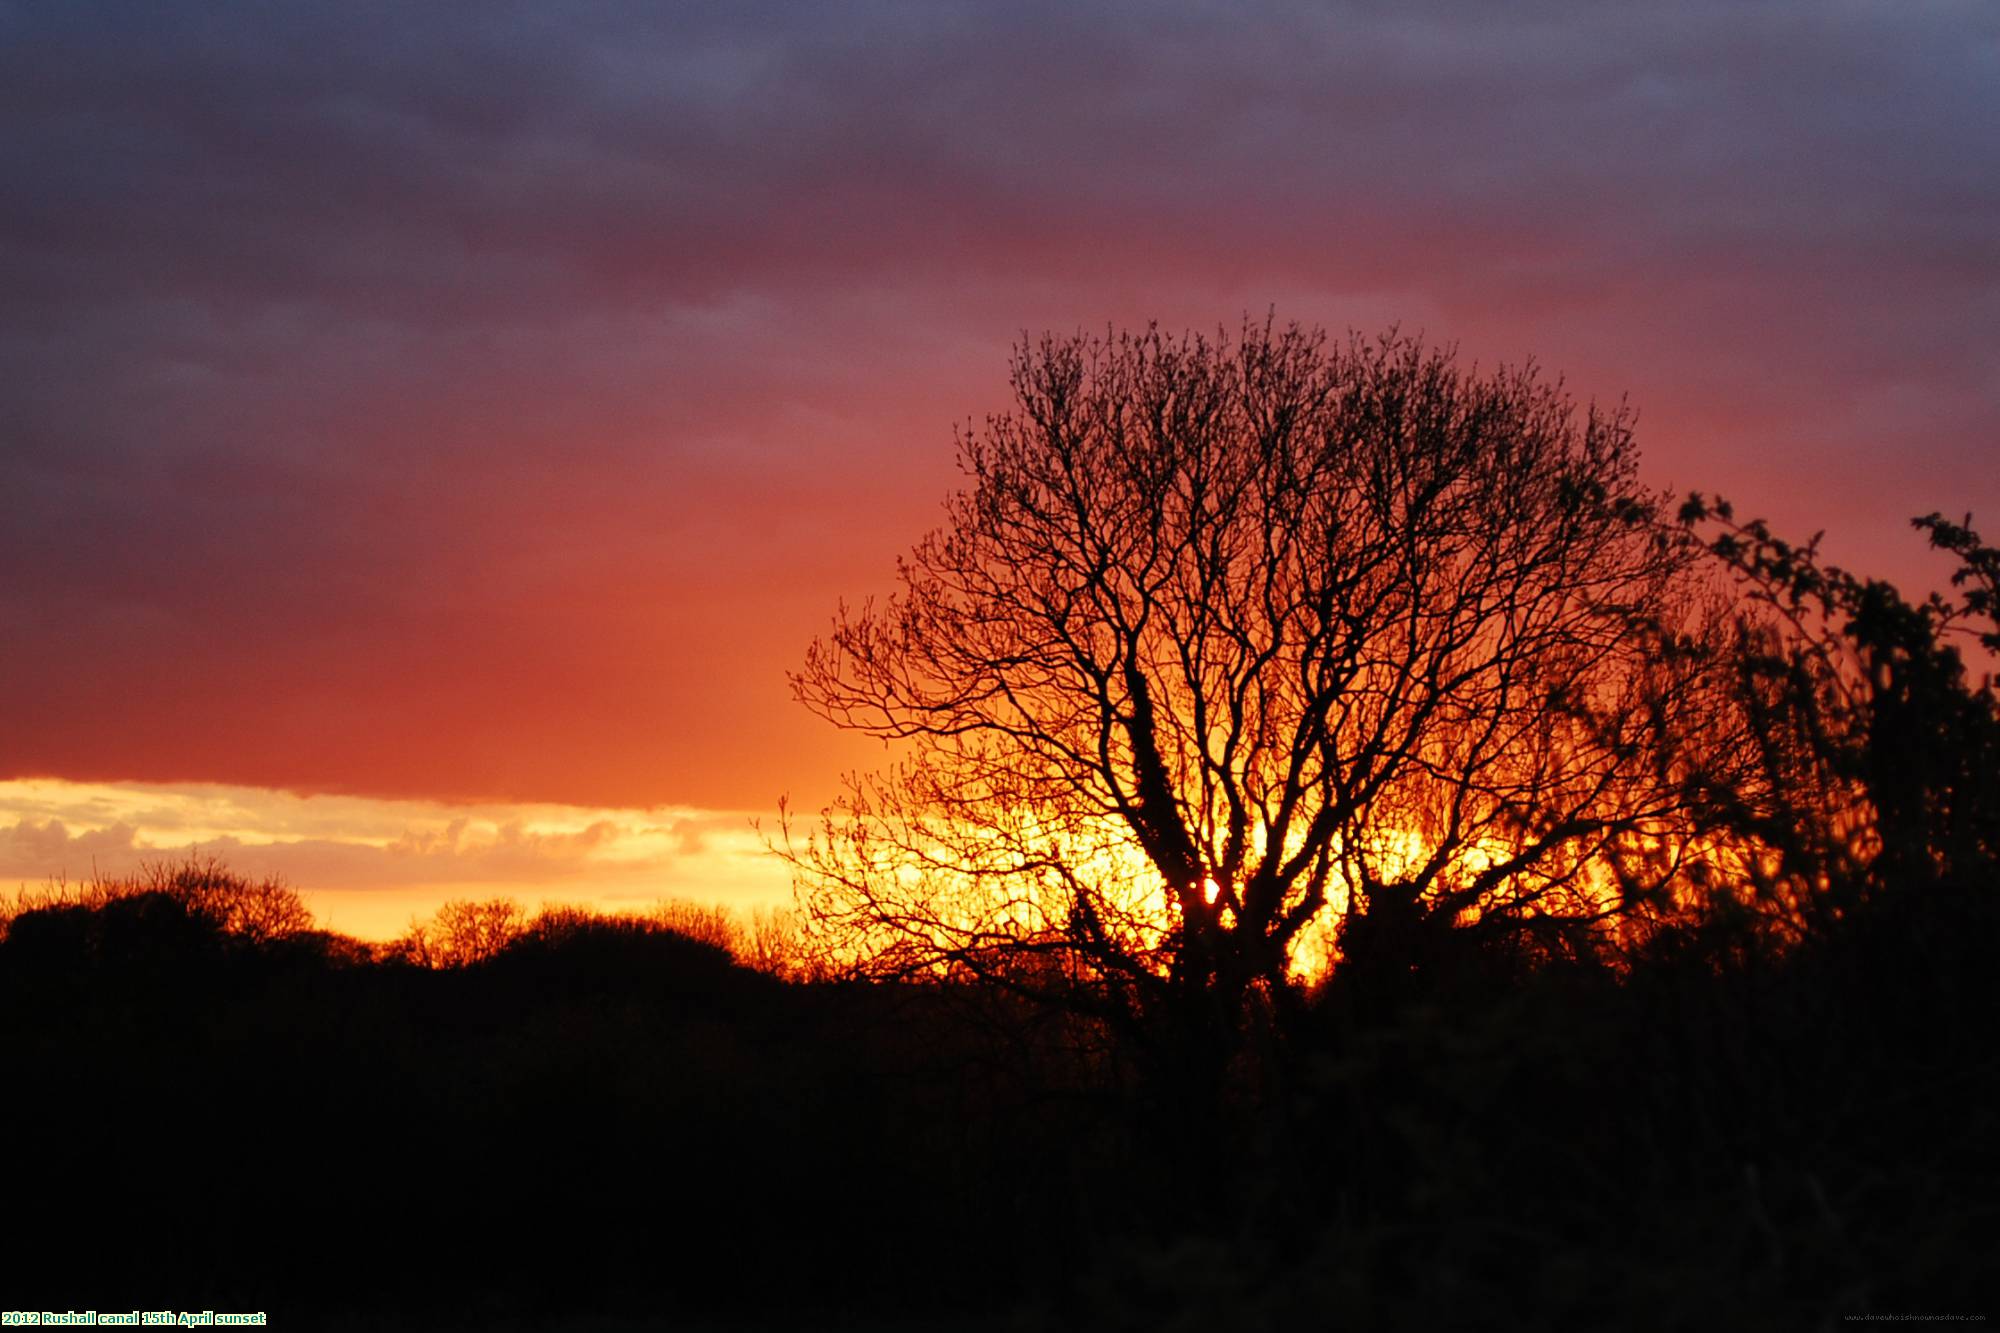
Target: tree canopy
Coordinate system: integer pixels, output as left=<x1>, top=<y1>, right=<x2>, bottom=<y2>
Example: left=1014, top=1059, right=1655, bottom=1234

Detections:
left=788, top=320, right=1712, bottom=1041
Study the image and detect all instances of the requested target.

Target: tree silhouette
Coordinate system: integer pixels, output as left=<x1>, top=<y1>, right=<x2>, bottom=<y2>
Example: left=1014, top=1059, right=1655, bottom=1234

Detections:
left=0, top=853, right=314, bottom=948
left=1650, top=499, right=2000, bottom=938
left=392, top=896, right=524, bottom=968
left=787, top=321, right=1705, bottom=1058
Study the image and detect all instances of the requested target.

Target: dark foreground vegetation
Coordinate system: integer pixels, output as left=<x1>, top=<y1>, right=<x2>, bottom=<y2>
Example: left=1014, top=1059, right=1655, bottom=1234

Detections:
left=4, top=342, right=1997, bottom=1327
left=1, top=840, right=1993, bottom=1330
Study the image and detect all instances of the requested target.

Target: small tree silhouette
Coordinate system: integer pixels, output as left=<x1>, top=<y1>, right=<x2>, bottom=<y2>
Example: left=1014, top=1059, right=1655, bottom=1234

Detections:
left=395, top=897, right=524, bottom=968
left=1654, top=499, right=2000, bottom=937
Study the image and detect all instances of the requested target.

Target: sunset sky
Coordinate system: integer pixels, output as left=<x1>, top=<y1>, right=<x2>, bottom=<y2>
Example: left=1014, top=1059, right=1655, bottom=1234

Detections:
left=4, top=1, right=1995, bottom=937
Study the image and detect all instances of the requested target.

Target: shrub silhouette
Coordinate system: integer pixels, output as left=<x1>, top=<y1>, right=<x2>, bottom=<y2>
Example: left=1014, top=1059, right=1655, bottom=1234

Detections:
left=490, top=902, right=747, bottom=995
left=0, top=853, right=314, bottom=947
left=2, top=889, right=226, bottom=974
left=1643, top=501, right=2000, bottom=943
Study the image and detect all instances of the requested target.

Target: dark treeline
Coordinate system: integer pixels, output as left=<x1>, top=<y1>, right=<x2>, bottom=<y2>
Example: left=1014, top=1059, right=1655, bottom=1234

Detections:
left=3, top=841, right=1993, bottom=1329
left=3, top=872, right=1076, bottom=1328
left=3, top=509, right=1997, bottom=1330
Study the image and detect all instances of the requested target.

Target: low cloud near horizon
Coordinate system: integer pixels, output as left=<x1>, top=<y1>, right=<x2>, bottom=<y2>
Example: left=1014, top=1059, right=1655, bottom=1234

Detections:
left=0, top=779, right=788, bottom=940
left=4, top=0, right=1995, bottom=810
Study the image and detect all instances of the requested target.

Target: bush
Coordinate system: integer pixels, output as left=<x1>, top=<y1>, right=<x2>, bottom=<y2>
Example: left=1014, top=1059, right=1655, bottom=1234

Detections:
left=0, top=853, right=315, bottom=946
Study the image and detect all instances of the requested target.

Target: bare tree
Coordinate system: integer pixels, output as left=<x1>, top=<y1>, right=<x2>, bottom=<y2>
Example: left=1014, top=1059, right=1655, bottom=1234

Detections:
left=786, top=321, right=1703, bottom=1049
left=396, top=897, right=524, bottom=968
left=131, top=855, right=317, bottom=943
left=0, top=853, right=316, bottom=945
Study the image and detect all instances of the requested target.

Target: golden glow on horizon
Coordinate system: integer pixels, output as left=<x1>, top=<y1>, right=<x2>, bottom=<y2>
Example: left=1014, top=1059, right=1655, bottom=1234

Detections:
left=5, top=777, right=1639, bottom=971
left=0, top=778, right=790, bottom=942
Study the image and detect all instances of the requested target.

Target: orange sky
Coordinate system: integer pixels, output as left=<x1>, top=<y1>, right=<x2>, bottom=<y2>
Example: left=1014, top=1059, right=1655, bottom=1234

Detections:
left=3, top=2, right=1995, bottom=934
left=0, top=778, right=792, bottom=941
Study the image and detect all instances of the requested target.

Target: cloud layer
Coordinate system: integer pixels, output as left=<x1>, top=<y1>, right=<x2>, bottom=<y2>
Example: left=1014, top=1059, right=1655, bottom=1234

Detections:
left=0, top=779, right=787, bottom=939
left=4, top=0, right=1995, bottom=809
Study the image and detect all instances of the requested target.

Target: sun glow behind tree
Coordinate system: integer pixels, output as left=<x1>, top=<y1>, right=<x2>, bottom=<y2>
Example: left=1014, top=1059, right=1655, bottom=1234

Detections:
left=784, top=321, right=1719, bottom=1051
